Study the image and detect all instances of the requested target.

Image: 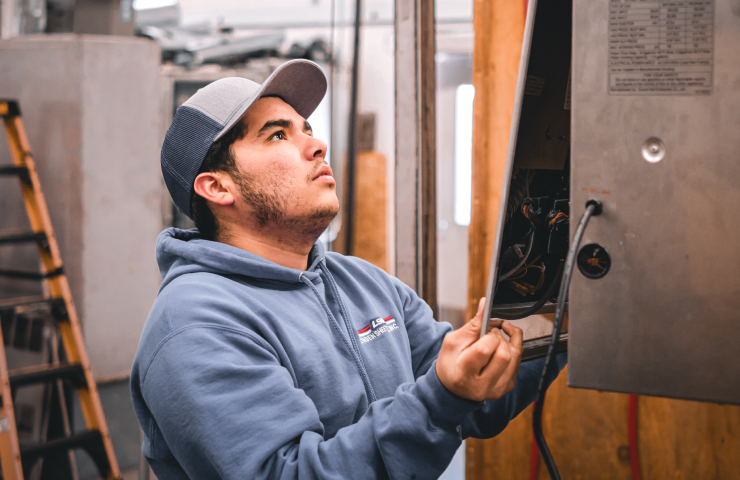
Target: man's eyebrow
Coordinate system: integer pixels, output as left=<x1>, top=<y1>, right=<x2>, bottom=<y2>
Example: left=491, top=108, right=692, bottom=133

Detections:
left=304, top=120, right=313, bottom=133
left=258, top=119, right=292, bottom=136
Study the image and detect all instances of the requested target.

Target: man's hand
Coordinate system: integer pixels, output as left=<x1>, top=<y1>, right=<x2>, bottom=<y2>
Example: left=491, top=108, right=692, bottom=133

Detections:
left=435, top=298, right=523, bottom=402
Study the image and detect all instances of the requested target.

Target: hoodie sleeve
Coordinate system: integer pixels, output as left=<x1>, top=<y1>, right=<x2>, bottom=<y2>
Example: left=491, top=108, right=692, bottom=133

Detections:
left=140, top=325, right=482, bottom=480
left=390, top=276, right=567, bottom=440
left=460, top=354, right=568, bottom=439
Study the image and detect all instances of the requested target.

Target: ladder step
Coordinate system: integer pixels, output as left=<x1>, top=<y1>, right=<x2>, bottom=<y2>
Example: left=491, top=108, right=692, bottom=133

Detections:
left=0, top=296, right=65, bottom=313
left=0, top=231, right=47, bottom=247
left=0, top=267, right=63, bottom=280
left=0, top=99, right=21, bottom=117
left=20, top=429, right=113, bottom=478
left=9, top=363, right=87, bottom=389
left=0, top=166, right=30, bottom=184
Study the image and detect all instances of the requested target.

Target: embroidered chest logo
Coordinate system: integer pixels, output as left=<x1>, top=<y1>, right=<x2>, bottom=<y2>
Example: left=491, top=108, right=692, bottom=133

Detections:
left=357, top=316, right=399, bottom=344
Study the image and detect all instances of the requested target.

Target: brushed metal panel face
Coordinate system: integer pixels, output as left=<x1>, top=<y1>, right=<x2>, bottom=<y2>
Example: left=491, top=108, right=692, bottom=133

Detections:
left=569, top=0, right=740, bottom=404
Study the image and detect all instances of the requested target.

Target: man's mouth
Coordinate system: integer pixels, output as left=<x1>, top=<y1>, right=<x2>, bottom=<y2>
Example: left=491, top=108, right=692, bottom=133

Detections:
left=313, top=164, right=334, bottom=182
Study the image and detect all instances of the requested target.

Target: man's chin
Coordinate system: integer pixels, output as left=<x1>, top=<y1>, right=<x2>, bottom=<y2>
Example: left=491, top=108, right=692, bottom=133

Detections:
left=281, top=205, right=338, bottom=241
left=309, top=205, right=339, bottom=230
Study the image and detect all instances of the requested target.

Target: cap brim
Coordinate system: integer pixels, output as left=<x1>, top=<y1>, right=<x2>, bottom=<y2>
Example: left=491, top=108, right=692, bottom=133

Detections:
left=214, top=59, right=328, bottom=141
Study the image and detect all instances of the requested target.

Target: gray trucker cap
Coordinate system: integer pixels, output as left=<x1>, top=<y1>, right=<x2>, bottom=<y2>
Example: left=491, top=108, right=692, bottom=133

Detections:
left=161, top=59, right=328, bottom=219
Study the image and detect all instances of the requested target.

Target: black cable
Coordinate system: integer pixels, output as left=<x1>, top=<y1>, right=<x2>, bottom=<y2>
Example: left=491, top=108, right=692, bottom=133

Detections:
left=326, top=0, right=336, bottom=252
left=533, top=199, right=602, bottom=480
left=499, top=200, right=538, bottom=281
left=499, top=233, right=535, bottom=281
left=490, top=261, right=564, bottom=320
left=345, top=0, right=362, bottom=255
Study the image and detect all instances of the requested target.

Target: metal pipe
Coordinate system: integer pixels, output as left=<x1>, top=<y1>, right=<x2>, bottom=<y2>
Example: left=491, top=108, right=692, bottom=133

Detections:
left=345, top=0, right=362, bottom=255
left=394, top=0, right=438, bottom=313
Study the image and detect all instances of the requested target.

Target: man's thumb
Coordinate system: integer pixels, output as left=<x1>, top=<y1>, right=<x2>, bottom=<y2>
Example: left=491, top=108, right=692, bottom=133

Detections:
left=466, top=297, right=486, bottom=332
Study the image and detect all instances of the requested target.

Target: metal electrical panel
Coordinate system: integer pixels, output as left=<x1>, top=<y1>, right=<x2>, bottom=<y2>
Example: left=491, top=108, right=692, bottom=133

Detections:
left=484, top=0, right=740, bottom=405
left=568, top=0, right=740, bottom=404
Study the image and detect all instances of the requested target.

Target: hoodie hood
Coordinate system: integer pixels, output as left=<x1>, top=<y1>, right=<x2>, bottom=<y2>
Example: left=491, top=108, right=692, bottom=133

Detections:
left=155, top=227, right=325, bottom=292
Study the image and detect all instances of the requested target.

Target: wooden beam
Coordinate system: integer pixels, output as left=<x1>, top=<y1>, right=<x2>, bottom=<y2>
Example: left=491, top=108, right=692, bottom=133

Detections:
left=352, top=151, right=388, bottom=271
left=465, top=0, right=526, bottom=477
left=466, top=0, right=525, bottom=324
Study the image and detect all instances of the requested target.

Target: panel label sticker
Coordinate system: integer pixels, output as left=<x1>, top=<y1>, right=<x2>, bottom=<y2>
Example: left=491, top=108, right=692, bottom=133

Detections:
left=609, top=0, right=714, bottom=95
left=524, top=76, right=546, bottom=96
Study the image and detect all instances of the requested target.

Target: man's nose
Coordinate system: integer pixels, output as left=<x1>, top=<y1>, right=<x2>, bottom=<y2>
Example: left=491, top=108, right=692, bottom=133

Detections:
left=306, top=135, right=327, bottom=161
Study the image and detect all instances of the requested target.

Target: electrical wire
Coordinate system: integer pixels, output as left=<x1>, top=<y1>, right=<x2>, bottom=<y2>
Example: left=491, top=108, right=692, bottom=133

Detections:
left=506, top=254, right=541, bottom=281
left=532, top=200, right=602, bottom=480
left=492, top=262, right=563, bottom=320
left=547, top=212, right=569, bottom=227
left=500, top=233, right=535, bottom=281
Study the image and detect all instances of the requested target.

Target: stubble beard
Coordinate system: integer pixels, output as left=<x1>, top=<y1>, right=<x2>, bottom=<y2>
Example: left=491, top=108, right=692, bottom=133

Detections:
left=232, top=168, right=338, bottom=241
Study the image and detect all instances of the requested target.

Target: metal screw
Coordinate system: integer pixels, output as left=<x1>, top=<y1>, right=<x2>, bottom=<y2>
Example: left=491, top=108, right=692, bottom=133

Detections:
left=641, top=137, right=666, bottom=163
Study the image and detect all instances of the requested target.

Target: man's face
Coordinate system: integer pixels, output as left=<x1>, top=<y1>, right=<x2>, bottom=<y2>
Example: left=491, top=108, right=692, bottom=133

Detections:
left=230, top=96, right=339, bottom=236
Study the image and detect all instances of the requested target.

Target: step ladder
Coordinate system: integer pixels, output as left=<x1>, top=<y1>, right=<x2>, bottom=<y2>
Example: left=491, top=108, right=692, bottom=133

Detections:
left=0, top=99, right=121, bottom=479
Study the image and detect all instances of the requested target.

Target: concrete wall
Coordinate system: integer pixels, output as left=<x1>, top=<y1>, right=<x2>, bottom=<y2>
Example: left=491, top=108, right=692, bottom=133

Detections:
left=74, top=0, right=136, bottom=36
left=0, top=34, right=162, bottom=380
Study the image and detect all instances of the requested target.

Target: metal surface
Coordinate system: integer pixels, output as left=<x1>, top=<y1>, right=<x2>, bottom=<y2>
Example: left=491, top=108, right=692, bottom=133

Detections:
left=394, top=0, right=438, bottom=311
left=522, top=333, right=568, bottom=361
left=641, top=137, right=666, bottom=163
left=569, top=0, right=740, bottom=404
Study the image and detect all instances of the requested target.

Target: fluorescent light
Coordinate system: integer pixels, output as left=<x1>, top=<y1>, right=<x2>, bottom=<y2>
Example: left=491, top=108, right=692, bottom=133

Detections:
left=133, top=0, right=177, bottom=11
left=454, top=84, right=474, bottom=226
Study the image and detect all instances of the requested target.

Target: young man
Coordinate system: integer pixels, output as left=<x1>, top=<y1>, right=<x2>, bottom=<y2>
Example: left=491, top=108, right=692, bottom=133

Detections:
left=131, top=59, right=566, bottom=479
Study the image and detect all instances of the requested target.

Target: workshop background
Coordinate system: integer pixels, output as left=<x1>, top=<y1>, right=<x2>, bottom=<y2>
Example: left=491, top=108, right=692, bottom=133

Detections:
left=0, top=0, right=738, bottom=478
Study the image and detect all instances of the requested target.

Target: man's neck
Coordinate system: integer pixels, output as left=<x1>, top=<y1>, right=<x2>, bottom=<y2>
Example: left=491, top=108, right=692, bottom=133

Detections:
left=217, top=226, right=317, bottom=271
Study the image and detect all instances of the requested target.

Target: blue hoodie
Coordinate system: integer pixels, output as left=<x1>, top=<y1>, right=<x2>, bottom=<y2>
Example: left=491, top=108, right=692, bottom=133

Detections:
left=131, top=228, right=566, bottom=479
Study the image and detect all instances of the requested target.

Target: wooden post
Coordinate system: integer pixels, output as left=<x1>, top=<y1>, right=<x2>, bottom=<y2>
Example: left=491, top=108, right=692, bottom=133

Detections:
left=466, top=0, right=525, bottom=325
left=465, top=0, right=526, bottom=477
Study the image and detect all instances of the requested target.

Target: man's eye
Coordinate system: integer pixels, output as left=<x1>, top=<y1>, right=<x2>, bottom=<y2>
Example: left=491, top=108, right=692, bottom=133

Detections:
left=269, top=131, right=285, bottom=141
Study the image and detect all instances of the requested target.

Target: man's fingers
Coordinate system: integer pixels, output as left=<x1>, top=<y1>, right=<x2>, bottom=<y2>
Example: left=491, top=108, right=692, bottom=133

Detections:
left=501, top=352, right=521, bottom=394
left=438, top=315, right=525, bottom=401
left=491, top=335, right=513, bottom=365
left=478, top=334, right=513, bottom=386
left=492, top=327, right=522, bottom=397
left=458, top=329, right=501, bottom=373
left=501, top=321, right=523, bottom=352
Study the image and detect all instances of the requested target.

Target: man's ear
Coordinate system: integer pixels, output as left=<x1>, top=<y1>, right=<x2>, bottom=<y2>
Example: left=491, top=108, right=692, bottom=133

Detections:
left=193, top=171, right=235, bottom=207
